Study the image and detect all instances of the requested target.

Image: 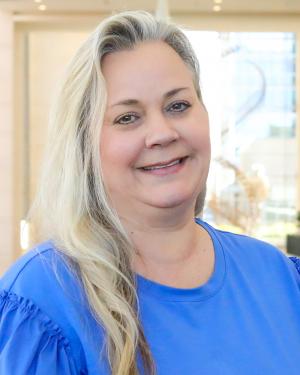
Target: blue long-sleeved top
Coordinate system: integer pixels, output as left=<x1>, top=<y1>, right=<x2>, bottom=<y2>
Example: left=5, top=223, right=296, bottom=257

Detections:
left=1, top=219, right=300, bottom=374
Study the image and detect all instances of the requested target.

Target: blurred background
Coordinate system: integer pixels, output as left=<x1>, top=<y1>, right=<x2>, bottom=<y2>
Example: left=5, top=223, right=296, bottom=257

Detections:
left=0, top=0, right=300, bottom=274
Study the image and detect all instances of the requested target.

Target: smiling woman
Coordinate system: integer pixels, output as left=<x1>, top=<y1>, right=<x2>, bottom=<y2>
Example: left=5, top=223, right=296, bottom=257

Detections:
left=1, top=10, right=300, bottom=375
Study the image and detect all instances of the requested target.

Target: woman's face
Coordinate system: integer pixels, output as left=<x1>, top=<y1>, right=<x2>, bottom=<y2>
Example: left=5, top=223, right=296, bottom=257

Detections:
left=101, top=41, right=210, bottom=218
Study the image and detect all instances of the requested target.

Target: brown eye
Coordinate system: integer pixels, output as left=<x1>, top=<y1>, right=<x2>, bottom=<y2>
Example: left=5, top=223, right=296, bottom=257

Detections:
left=115, top=113, right=139, bottom=125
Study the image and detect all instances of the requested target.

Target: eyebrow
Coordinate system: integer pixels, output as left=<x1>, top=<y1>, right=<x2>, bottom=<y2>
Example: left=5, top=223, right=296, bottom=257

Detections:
left=110, top=87, right=190, bottom=108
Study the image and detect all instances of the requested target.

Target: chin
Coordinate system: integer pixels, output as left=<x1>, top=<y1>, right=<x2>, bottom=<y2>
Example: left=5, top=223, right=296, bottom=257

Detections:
left=147, top=190, right=196, bottom=210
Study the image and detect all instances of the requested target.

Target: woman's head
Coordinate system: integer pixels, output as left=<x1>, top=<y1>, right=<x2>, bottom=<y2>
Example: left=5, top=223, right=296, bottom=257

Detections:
left=66, top=10, right=208, bottom=229
left=96, top=11, right=209, bottom=220
left=35, top=10, right=208, bottom=238
left=100, top=40, right=210, bottom=222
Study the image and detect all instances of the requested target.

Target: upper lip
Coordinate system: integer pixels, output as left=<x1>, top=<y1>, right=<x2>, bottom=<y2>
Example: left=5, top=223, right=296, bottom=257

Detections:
left=138, top=156, right=187, bottom=169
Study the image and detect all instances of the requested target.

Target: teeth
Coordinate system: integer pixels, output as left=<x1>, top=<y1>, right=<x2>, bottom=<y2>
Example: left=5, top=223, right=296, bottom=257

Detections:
left=143, top=159, right=181, bottom=171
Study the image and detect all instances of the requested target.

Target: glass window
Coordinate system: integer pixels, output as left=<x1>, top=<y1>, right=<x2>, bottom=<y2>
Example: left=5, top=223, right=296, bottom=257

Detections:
left=185, top=31, right=297, bottom=249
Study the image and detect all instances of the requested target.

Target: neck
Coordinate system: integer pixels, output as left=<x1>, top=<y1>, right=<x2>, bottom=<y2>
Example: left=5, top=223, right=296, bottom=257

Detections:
left=119, top=206, right=213, bottom=287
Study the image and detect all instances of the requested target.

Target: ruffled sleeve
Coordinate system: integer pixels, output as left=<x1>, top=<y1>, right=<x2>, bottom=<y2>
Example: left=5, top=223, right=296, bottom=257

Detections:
left=0, top=290, right=79, bottom=375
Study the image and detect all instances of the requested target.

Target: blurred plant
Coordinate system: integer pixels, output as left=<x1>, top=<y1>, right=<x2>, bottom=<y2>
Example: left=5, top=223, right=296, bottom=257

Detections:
left=208, top=157, right=269, bottom=234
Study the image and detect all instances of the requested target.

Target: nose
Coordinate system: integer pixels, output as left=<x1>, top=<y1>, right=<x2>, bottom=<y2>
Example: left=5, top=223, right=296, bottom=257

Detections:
left=144, top=113, right=179, bottom=148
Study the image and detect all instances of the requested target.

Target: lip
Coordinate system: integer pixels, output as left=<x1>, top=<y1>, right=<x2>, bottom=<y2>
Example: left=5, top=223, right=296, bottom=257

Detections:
left=137, top=156, right=189, bottom=176
left=138, top=156, right=187, bottom=170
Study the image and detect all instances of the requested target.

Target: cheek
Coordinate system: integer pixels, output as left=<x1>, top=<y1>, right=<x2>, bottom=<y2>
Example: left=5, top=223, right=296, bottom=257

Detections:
left=100, top=128, right=141, bottom=172
left=188, top=116, right=211, bottom=156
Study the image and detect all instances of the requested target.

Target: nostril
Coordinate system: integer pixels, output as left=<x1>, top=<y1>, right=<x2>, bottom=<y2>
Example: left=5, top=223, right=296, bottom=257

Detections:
left=144, top=128, right=179, bottom=149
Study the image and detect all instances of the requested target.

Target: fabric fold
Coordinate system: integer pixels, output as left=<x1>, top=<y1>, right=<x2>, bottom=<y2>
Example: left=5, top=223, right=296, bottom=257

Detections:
left=0, top=290, right=79, bottom=375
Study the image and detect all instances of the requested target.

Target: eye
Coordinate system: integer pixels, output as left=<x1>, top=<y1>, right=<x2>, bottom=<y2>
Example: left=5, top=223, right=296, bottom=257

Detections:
left=167, top=101, right=191, bottom=113
left=114, top=112, right=139, bottom=125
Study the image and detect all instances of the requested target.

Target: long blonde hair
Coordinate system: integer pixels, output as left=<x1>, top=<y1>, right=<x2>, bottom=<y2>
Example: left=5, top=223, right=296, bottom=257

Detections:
left=31, top=10, right=203, bottom=375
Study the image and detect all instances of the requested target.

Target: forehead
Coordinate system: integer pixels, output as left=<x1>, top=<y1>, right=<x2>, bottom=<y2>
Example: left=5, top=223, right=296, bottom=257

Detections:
left=101, top=41, right=195, bottom=101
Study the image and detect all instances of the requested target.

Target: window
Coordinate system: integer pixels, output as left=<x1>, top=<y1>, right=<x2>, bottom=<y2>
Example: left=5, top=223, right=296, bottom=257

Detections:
left=186, top=31, right=297, bottom=248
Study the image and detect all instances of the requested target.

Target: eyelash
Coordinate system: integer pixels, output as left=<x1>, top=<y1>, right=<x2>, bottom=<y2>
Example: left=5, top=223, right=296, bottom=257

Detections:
left=114, top=101, right=191, bottom=125
left=114, top=112, right=139, bottom=126
left=168, top=101, right=191, bottom=113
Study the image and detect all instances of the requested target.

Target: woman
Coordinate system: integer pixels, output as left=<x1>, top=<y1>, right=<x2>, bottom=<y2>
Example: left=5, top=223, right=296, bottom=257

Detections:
left=1, top=10, right=300, bottom=375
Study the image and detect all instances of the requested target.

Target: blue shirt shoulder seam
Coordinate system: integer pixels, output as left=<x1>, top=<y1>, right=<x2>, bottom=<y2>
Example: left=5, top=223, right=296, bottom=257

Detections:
left=6, top=246, right=54, bottom=293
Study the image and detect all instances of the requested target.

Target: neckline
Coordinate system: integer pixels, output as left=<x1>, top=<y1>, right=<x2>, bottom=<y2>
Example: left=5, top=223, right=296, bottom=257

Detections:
left=135, top=219, right=226, bottom=302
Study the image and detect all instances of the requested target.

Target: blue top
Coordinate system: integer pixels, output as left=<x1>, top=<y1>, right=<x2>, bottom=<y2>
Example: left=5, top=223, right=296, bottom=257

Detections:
left=1, top=219, right=300, bottom=374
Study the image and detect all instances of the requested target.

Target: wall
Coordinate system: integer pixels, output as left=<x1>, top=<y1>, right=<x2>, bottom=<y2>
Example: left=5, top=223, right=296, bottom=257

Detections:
left=0, top=11, right=14, bottom=274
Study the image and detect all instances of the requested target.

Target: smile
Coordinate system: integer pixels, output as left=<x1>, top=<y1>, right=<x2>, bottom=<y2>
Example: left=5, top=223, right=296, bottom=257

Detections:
left=139, top=156, right=188, bottom=173
left=142, top=159, right=181, bottom=171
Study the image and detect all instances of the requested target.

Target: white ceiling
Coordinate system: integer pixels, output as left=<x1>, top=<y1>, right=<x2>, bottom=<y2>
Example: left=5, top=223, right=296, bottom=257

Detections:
left=0, top=0, right=299, bottom=15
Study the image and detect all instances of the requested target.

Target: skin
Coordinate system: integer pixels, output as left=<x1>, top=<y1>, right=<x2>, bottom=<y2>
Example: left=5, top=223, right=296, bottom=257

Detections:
left=101, top=41, right=215, bottom=288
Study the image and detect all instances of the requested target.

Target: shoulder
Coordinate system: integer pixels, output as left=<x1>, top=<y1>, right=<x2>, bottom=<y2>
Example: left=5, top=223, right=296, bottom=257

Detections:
left=1, top=241, right=67, bottom=288
left=0, top=241, right=83, bottom=307
left=0, top=241, right=92, bottom=328
left=0, top=242, right=89, bottom=373
left=197, top=218, right=280, bottom=256
left=197, top=219, right=300, bottom=284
